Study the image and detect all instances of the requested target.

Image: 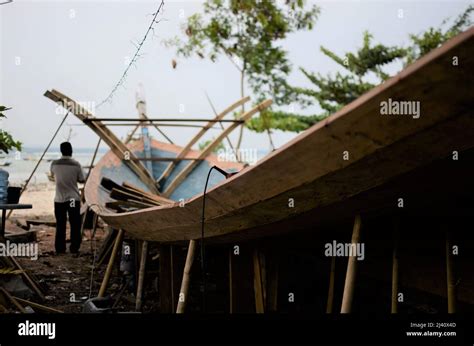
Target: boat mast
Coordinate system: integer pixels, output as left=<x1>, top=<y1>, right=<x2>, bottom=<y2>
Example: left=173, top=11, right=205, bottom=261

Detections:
left=136, top=83, right=153, bottom=175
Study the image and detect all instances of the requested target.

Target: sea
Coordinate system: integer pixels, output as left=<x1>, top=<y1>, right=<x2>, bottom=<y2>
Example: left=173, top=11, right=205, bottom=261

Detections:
left=0, top=147, right=107, bottom=186
left=0, top=146, right=269, bottom=187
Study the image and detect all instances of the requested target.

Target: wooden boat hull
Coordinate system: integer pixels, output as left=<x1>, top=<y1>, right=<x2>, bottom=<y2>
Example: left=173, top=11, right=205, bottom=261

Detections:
left=86, top=28, right=474, bottom=243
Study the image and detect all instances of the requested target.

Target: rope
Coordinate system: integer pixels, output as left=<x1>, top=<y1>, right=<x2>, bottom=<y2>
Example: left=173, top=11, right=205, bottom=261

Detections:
left=96, top=0, right=165, bottom=109
left=7, top=111, right=70, bottom=219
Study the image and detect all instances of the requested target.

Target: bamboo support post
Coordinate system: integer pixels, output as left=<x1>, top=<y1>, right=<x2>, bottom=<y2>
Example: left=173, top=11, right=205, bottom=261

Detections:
left=267, top=257, right=279, bottom=312
left=229, top=247, right=233, bottom=313
left=135, top=240, right=148, bottom=311
left=170, top=245, right=175, bottom=313
left=176, top=239, right=196, bottom=313
left=98, top=229, right=124, bottom=297
left=340, top=215, right=362, bottom=313
left=326, top=256, right=336, bottom=313
left=391, top=227, right=399, bottom=314
left=253, top=248, right=265, bottom=313
left=446, top=230, right=456, bottom=313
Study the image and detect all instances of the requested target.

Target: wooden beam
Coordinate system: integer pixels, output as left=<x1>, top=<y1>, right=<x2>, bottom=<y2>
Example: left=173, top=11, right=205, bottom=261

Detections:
left=44, top=89, right=159, bottom=194
left=98, top=229, right=124, bottom=297
left=163, top=99, right=272, bottom=198
left=446, top=230, right=456, bottom=313
left=341, top=215, right=362, bottom=313
left=326, top=256, right=336, bottom=313
left=157, top=96, right=250, bottom=184
left=176, top=239, right=196, bottom=313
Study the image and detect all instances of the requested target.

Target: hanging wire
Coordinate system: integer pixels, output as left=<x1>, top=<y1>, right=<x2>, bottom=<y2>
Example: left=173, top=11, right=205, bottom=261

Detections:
left=96, top=0, right=165, bottom=109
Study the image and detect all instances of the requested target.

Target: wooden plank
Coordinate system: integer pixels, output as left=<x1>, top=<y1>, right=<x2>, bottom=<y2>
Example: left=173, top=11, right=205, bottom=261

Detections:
left=109, top=188, right=159, bottom=207
left=341, top=215, right=362, bottom=313
left=105, top=200, right=151, bottom=211
left=122, top=182, right=174, bottom=205
left=163, top=99, right=272, bottom=197
left=157, top=96, right=250, bottom=184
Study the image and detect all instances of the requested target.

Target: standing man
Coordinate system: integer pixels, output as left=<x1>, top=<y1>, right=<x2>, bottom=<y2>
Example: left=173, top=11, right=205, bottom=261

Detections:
left=50, top=142, right=85, bottom=254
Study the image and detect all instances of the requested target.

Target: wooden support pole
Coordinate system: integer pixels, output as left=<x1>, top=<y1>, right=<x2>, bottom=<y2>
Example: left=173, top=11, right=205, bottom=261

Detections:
left=253, top=248, right=265, bottom=313
left=326, top=256, right=336, bottom=313
left=267, top=257, right=279, bottom=312
left=391, top=227, right=399, bottom=314
left=159, top=245, right=173, bottom=313
left=229, top=247, right=233, bottom=313
left=98, top=229, right=124, bottom=298
left=340, top=214, right=362, bottom=313
left=176, top=239, right=196, bottom=313
left=135, top=240, right=148, bottom=311
left=170, top=245, right=175, bottom=313
left=446, top=230, right=456, bottom=313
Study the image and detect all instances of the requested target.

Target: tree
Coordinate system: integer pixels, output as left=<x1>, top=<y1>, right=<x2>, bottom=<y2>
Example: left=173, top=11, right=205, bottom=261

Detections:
left=165, top=0, right=319, bottom=149
left=0, top=106, right=22, bottom=153
left=261, top=5, right=473, bottom=133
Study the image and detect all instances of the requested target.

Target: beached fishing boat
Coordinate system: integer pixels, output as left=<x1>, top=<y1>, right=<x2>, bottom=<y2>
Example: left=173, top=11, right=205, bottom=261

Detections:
left=45, top=27, right=474, bottom=244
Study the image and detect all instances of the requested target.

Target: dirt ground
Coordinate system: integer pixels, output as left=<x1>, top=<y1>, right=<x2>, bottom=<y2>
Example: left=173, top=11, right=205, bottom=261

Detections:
left=8, top=218, right=107, bottom=313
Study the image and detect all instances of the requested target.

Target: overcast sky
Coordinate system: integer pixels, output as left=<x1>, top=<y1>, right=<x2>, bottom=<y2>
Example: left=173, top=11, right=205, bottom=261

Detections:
left=0, top=0, right=471, bottom=152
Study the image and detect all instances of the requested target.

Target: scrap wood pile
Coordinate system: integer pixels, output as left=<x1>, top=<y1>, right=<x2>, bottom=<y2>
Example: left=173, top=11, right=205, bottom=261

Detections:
left=0, top=256, right=62, bottom=313
left=101, top=177, right=173, bottom=212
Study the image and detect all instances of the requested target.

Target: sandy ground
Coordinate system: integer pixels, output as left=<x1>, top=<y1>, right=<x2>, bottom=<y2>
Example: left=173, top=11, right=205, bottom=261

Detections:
left=11, top=183, right=56, bottom=218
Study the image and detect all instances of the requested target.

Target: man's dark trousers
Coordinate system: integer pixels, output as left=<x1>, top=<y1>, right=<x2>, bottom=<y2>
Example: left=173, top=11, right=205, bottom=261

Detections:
left=54, top=201, right=82, bottom=253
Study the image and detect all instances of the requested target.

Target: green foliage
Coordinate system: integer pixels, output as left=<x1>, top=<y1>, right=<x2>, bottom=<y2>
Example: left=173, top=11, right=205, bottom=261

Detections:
left=406, top=5, right=473, bottom=64
left=165, top=0, right=319, bottom=105
left=246, top=109, right=329, bottom=133
left=273, top=6, right=473, bottom=133
left=0, top=106, right=22, bottom=154
left=198, top=138, right=224, bottom=153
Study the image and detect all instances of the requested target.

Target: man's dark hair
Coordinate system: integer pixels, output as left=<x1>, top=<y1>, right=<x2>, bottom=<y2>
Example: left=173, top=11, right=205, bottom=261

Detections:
left=60, top=142, right=73, bottom=156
